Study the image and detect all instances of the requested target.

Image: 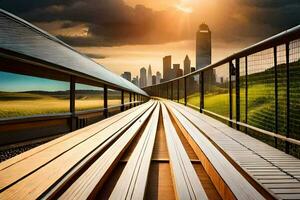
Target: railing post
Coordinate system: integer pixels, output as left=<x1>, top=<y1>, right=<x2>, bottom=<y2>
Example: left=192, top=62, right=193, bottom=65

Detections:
left=129, top=92, right=132, bottom=108
left=200, top=71, right=204, bottom=113
left=121, top=90, right=124, bottom=112
left=184, top=77, right=187, bottom=106
left=171, top=82, right=173, bottom=101
left=133, top=93, right=136, bottom=107
left=286, top=42, right=290, bottom=154
left=70, top=76, right=76, bottom=131
left=236, top=58, right=240, bottom=130
left=177, top=79, right=180, bottom=102
left=229, top=61, right=233, bottom=127
left=245, top=56, right=248, bottom=134
left=274, top=46, right=278, bottom=148
left=103, top=85, right=108, bottom=118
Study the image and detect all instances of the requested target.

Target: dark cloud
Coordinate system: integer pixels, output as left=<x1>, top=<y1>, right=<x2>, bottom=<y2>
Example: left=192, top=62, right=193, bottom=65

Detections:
left=1, top=0, right=299, bottom=47
left=84, top=53, right=106, bottom=59
left=241, top=0, right=299, bottom=8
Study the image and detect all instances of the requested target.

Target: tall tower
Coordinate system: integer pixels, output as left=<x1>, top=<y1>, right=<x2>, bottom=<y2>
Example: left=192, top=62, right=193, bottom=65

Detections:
left=163, top=55, right=172, bottom=81
left=139, top=67, right=147, bottom=88
left=147, top=65, right=152, bottom=86
left=196, top=23, right=211, bottom=70
left=184, top=55, right=191, bottom=75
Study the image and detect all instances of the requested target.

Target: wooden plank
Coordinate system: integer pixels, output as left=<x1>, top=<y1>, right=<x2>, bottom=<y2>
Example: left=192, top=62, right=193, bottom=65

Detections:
left=109, top=103, right=160, bottom=199
left=57, top=102, right=157, bottom=199
left=0, top=103, right=142, bottom=171
left=167, top=100, right=300, bottom=199
left=161, top=103, right=208, bottom=200
left=0, top=102, right=155, bottom=199
left=165, top=101, right=265, bottom=200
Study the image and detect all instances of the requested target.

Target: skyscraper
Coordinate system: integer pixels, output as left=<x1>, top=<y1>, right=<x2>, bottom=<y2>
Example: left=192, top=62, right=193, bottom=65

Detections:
left=184, top=55, right=191, bottom=75
left=163, top=55, right=172, bottom=81
left=147, top=65, right=152, bottom=86
left=121, top=71, right=131, bottom=82
left=156, top=71, right=161, bottom=84
left=196, top=23, right=211, bottom=70
left=139, top=67, right=147, bottom=88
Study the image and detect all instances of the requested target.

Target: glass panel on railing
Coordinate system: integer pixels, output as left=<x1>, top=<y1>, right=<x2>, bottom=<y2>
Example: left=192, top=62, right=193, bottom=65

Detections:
left=247, top=48, right=275, bottom=137
left=289, top=39, right=300, bottom=141
left=168, top=82, right=172, bottom=100
left=75, top=83, right=103, bottom=111
left=124, top=92, right=130, bottom=103
left=179, top=78, right=185, bottom=104
left=186, top=74, right=200, bottom=109
left=173, top=80, right=178, bottom=102
left=108, top=89, right=121, bottom=107
left=239, top=57, right=247, bottom=124
left=204, top=63, right=229, bottom=118
left=276, top=44, right=287, bottom=138
left=0, top=71, right=70, bottom=118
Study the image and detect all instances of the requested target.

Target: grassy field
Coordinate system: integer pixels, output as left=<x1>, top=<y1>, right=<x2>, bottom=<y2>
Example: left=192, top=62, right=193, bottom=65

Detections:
left=0, top=91, right=120, bottom=118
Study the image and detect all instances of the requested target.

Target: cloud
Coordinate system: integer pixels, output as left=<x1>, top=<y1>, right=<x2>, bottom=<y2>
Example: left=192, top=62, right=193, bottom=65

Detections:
left=1, top=0, right=299, bottom=47
left=84, top=53, right=106, bottom=59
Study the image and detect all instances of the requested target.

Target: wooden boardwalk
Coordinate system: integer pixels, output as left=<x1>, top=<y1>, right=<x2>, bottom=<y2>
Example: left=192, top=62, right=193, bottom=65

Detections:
left=0, top=100, right=299, bottom=199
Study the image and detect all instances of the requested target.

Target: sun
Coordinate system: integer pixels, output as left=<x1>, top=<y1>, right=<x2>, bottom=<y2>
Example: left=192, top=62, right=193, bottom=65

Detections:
left=175, top=4, right=193, bottom=13
left=175, top=0, right=193, bottom=13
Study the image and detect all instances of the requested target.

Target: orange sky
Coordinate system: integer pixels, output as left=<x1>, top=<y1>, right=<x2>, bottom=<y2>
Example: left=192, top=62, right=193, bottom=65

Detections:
left=74, top=0, right=255, bottom=77
left=30, top=0, right=290, bottom=78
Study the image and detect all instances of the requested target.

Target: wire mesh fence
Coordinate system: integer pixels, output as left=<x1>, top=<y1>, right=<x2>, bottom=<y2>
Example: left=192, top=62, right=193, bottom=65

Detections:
left=143, top=26, right=300, bottom=158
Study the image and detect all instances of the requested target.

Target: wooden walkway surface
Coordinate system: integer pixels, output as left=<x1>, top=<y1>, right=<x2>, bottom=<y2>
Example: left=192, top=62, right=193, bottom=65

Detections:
left=0, top=99, right=299, bottom=199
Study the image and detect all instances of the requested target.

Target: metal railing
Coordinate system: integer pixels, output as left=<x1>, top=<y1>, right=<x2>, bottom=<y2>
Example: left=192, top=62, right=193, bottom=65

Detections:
left=143, top=25, right=300, bottom=157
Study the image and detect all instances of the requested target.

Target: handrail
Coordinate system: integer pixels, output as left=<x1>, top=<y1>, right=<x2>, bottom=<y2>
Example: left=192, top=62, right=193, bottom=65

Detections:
left=144, top=25, right=300, bottom=156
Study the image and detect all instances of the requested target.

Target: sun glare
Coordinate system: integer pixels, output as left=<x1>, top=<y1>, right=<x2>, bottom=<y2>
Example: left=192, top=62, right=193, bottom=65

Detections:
left=175, top=0, right=193, bottom=13
left=175, top=4, right=193, bottom=13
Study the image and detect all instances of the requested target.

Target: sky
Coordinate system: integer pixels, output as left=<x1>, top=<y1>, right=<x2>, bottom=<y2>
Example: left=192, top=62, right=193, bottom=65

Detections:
left=1, top=0, right=299, bottom=77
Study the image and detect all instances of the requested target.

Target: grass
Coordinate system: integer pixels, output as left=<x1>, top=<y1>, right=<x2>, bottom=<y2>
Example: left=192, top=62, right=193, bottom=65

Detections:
left=0, top=92, right=120, bottom=118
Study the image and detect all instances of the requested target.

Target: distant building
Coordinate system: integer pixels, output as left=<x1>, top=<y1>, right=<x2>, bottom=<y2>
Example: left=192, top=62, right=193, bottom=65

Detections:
left=172, top=64, right=181, bottom=79
left=121, top=71, right=131, bottom=82
left=163, top=55, right=172, bottom=81
left=184, top=55, right=191, bottom=75
left=132, top=76, right=139, bottom=86
left=191, top=67, right=196, bottom=72
left=139, top=67, right=147, bottom=88
left=152, top=75, right=156, bottom=85
left=196, top=23, right=211, bottom=70
left=147, top=65, right=152, bottom=86
left=156, top=71, right=161, bottom=84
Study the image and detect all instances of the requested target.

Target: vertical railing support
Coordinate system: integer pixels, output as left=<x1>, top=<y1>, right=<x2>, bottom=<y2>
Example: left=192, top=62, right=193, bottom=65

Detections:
left=229, top=61, right=233, bottom=127
left=236, top=58, right=240, bottom=130
left=129, top=92, right=132, bottom=108
left=184, top=77, right=187, bottom=106
left=171, top=82, right=173, bottom=101
left=177, top=79, right=180, bottom=102
left=103, top=85, right=108, bottom=118
left=274, top=46, right=278, bottom=148
left=121, top=90, right=124, bottom=112
left=133, top=93, right=136, bottom=107
left=200, top=71, right=204, bottom=113
left=286, top=42, right=290, bottom=154
left=70, top=76, right=76, bottom=131
left=245, top=56, right=248, bottom=134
